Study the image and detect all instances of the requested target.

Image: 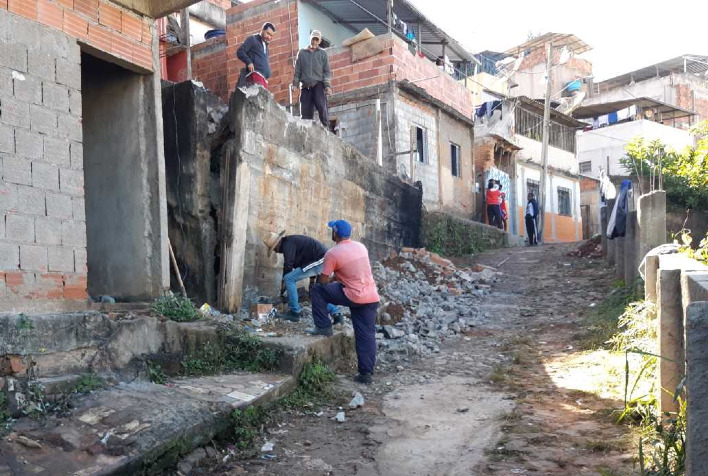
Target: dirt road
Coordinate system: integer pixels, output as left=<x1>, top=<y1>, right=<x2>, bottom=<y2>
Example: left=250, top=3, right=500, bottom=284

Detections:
left=203, top=244, right=637, bottom=475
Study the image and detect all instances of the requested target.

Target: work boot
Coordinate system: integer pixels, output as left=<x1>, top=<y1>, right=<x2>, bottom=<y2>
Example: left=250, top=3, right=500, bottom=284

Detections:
left=305, top=326, right=333, bottom=337
left=354, top=373, right=372, bottom=384
left=331, top=312, right=344, bottom=326
left=277, top=310, right=301, bottom=322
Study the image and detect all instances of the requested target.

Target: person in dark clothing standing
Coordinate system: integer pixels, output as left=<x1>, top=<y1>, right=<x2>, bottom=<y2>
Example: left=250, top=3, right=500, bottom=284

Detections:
left=293, top=30, right=332, bottom=127
left=263, top=231, right=341, bottom=322
left=525, top=192, right=540, bottom=245
left=236, top=22, right=276, bottom=89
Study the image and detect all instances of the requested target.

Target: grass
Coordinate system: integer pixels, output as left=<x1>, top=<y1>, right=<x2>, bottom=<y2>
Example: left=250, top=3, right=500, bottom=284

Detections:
left=181, top=328, right=280, bottom=377
left=74, top=374, right=104, bottom=393
left=488, top=364, right=511, bottom=384
left=151, top=294, right=201, bottom=322
left=231, top=405, right=270, bottom=450
left=576, top=280, right=641, bottom=350
left=0, top=393, right=8, bottom=421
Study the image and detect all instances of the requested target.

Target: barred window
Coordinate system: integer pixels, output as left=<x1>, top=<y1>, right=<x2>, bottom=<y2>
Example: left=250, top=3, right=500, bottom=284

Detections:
left=558, top=187, right=572, bottom=216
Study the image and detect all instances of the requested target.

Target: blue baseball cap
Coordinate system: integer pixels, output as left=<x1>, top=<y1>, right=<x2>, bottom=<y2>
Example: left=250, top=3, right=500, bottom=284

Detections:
left=327, top=220, right=352, bottom=238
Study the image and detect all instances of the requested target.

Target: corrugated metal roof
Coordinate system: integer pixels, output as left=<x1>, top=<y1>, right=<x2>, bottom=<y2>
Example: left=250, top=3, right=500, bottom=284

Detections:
left=597, top=55, right=708, bottom=91
left=572, top=97, right=696, bottom=120
left=304, top=0, right=478, bottom=63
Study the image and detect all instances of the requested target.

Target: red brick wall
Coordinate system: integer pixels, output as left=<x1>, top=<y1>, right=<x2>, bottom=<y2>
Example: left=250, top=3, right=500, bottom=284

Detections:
left=580, top=176, right=599, bottom=192
left=225, top=0, right=299, bottom=104
left=192, top=36, right=229, bottom=102
left=2, top=0, right=155, bottom=71
left=328, top=37, right=474, bottom=118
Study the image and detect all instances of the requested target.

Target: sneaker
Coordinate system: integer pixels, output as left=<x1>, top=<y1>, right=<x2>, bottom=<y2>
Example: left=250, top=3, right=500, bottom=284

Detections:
left=305, top=326, right=334, bottom=337
left=331, top=313, right=344, bottom=326
left=276, top=310, right=301, bottom=322
left=354, top=373, right=372, bottom=384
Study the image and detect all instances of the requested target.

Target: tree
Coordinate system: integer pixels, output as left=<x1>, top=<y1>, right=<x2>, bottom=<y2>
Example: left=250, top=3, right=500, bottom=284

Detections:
left=620, top=121, right=708, bottom=210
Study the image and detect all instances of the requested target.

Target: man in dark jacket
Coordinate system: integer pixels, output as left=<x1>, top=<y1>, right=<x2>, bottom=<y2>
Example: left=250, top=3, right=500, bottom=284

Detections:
left=236, top=22, right=276, bottom=89
left=525, top=192, right=540, bottom=245
left=293, top=29, right=332, bottom=126
left=263, top=231, right=341, bottom=322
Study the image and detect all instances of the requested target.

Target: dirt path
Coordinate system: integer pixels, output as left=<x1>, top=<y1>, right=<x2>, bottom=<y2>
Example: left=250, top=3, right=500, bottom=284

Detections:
left=201, top=244, right=638, bottom=476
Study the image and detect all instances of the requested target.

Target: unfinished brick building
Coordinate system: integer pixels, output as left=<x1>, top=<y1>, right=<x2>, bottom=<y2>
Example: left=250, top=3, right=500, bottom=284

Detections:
left=0, top=0, right=204, bottom=312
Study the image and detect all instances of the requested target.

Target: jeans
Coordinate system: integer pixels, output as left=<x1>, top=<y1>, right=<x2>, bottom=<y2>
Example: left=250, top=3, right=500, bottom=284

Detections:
left=525, top=215, right=538, bottom=244
left=283, top=263, right=339, bottom=316
left=487, top=204, right=502, bottom=229
left=310, top=282, right=378, bottom=375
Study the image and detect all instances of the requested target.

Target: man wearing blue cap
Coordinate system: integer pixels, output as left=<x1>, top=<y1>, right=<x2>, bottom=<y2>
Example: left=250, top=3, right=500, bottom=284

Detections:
left=309, top=219, right=380, bottom=384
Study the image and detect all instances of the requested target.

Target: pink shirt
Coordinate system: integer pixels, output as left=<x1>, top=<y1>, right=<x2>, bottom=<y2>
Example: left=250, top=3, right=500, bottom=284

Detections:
left=322, top=239, right=380, bottom=304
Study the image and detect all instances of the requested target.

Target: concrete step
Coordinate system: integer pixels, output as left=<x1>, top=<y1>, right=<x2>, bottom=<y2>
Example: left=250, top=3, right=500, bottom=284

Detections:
left=1, top=372, right=294, bottom=475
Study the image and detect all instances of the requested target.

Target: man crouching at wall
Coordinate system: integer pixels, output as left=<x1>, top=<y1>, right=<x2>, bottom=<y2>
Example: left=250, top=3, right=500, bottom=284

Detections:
left=308, top=220, right=380, bottom=385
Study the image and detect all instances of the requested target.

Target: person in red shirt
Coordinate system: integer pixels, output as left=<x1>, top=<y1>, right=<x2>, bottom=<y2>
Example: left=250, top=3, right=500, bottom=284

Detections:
left=500, top=192, right=509, bottom=231
left=486, top=179, right=503, bottom=229
left=309, top=219, right=380, bottom=384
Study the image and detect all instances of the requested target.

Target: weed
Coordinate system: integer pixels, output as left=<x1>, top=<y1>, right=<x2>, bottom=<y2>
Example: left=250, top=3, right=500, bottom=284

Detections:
left=422, top=213, right=489, bottom=256
left=181, top=328, right=281, bottom=376
left=280, top=361, right=336, bottom=409
left=75, top=374, right=104, bottom=393
left=499, top=410, right=522, bottom=421
left=16, top=313, right=34, bottom=331
left=0, top=393, right=8, bottom=421
left=151, top=293, right=200, bottom=322
left=584, top=439, right=615, bottom=453
left=147, top=361, right=168, bottom=384
left=488, top=364, right=511, bottom=384
left=231, top=405, right=270, bottom=450
left=577, top=283, right=641, bottom=349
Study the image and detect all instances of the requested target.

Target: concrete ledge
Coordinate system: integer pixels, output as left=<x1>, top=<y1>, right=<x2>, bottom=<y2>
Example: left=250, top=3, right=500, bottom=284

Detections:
left=0, top=372, right=294, bottom=475
left=685, top=301, right=708, bottom=475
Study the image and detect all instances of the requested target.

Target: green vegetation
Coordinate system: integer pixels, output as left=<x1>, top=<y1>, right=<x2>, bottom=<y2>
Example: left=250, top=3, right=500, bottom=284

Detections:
left=577, top=280, right=641, bottom=349
left=16, top=313, right=34, bottom=331
left=621, top=121, right=708, bottom=210
left=231, top=405, right=270, bottom=450
left=151, top=293, right=201, bottom=322
left=74, top=374, right=104, bottom=393
left=676, top=229, right=708, bottom=265
left=422, top=212, right=491, bottom=256
left=281, top=360, right=336, bottom=409
left=181, top=328, right=280, bottom=376
left=0, top=392, right=8, bottom=422
left=147, top=361, right=168, bottom=384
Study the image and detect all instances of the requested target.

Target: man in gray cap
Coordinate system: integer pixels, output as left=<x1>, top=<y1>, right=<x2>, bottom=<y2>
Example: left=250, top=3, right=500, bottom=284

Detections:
left=293, top=29, right=332, bottom=127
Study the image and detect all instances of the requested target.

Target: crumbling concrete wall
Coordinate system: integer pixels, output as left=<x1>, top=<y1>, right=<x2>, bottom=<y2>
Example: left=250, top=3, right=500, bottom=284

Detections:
left=220, top=86, right=422, bottom=310
left=162, top=82, right=228, bottom=305
left=421, top=211, right=523, bottom=256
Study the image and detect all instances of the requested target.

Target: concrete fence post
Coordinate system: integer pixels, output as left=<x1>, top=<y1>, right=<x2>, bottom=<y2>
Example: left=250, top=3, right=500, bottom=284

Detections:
left=600, top=204, right=608, bottom=257
left=624, top=211, right=638, bottom=287
left=657, top=266, right=684, bottom=416
left=637, top=191, right=666, bottom=262
left=685, top=301, right=708, bottom=475
left=615, top=236, right=625, bottom=280
left=645, top=255, right=660, bottom=303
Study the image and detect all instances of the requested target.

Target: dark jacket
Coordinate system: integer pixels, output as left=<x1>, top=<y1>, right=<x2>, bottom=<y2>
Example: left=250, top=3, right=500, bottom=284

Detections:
left=526, top=198, right=539, bottom=219
left=280, top=235, right=328, bottom=277
left=236, top=34, right=271, bottom=81
left=293, top=47, right=332, bottom=89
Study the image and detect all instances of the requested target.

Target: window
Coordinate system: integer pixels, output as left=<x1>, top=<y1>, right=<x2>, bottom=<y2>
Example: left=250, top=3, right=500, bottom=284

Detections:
left=579, top=161, right=592, bottom=174
left=514, top=106, right=577, bottom=153
left=558, top=187, right=571, bottom=216
left=414, top=126, right=428, bottom=164
left=526, top=179, right=539, bottom=200
left=450, top=143, right=461, bottom=177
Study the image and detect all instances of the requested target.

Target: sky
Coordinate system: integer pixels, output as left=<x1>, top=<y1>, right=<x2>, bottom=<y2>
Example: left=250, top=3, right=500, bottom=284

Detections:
left=407, top=0, right=706, bottom=81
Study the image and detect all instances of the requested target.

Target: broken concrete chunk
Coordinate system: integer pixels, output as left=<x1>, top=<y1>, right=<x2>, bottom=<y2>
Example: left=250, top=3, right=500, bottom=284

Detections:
left=349, top=392, right=365, bottom=409
left=335, top=411, right=346, bottom=423
left=382, top=325, right=405, bottom=339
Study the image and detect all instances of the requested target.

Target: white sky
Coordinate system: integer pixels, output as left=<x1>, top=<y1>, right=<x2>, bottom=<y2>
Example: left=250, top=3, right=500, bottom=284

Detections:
left=407, top=0, right=707, bottom=80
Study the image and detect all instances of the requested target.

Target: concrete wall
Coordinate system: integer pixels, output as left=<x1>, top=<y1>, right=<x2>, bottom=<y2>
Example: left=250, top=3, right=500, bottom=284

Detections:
left=162, top=82, right=228, bottom=305
left=437, top=108, right=474, bottom=218
left=421, top=211, right=523, bottom=255
left=218, top=86, right=422, bottom=310
left=577, top=119, right=694, bottom=177
left=297, top=0, right=352, bottom=49
left=513, top=134, right=579, bottom=175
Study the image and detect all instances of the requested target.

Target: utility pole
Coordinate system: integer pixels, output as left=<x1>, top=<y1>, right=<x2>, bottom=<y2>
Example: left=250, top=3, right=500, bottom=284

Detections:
left=387, top=0, right=393, bottom=33
left=538, top=41, right=553, bottom=243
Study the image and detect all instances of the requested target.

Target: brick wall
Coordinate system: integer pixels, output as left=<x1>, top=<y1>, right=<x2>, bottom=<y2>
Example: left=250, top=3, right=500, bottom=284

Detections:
left=225, top=0, right=299, bottom=105
left=2, top=0, right=155, bottom=72
left=1, top=9, right=88, bottom=303
left=192, top=35, right=228, bottom=102
left=328, top=35, right=474, bottom=119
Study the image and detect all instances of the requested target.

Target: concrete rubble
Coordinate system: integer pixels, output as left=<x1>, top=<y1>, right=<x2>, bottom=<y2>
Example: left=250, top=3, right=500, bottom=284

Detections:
left=371, top=248, right=500, bottom=365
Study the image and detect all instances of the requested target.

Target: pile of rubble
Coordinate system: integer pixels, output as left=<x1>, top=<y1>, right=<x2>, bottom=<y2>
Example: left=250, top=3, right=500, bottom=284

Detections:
left=372, top=248, right=500, bottom=364
left=567, top=234, right=603, bottom=258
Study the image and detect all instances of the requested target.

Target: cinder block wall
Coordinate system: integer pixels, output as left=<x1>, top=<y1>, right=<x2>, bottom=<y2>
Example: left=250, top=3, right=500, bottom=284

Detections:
left=0, top=3, right=164, bottom=309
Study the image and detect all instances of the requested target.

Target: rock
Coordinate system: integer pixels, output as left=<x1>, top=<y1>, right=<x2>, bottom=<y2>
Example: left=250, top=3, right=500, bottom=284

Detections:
left=261, top=441, right=275, bottom=452
left=17, top=436, right=42, bottom=449
left=349, top=392, right=365, bottom=409
left=335, top=411, right=346, bottom=423
left=383, top=325, right=404, bottom=339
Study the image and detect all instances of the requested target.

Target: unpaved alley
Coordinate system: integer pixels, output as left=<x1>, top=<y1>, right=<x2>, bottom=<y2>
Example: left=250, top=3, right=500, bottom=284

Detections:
left=199, top=243, right=638, bottom=476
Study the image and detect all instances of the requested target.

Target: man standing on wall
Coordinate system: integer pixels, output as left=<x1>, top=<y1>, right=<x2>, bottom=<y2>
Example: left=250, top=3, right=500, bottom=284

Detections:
left=309, top=220, right=380, bottom=384
left=525, top=192, right=540, bottom=246
left=236, top=22, right=276, bottom=89
left=263, top=231, right=342, bottom=322
left=293, top=30, right=332, bottom=127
